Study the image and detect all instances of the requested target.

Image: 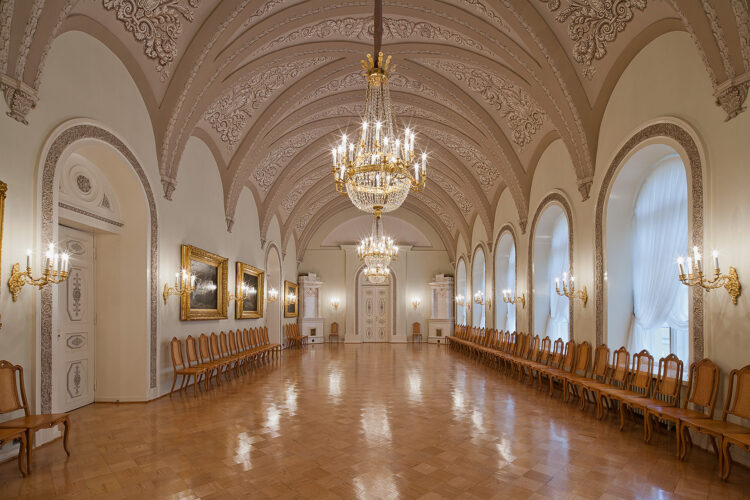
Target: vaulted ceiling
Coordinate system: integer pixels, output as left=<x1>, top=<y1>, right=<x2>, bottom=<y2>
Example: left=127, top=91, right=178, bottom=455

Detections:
left=2, top=0, right=749, bottom=261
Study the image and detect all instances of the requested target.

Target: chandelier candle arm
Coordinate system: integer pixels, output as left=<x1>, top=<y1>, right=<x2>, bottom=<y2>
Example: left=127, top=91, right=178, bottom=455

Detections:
left=676, top=249, right=741, bottom=304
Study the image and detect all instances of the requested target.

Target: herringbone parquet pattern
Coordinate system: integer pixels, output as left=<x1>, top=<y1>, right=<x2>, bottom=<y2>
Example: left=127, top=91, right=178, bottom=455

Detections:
left=0, top=344, right=747, bottom=499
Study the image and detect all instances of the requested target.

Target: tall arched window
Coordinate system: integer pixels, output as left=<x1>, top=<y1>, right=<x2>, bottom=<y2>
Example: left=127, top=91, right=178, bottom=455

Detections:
left=533, top=204, right=570, bottom=341
left=495, top=232, right=516, bottom=331
left=472, top=247, right=486, bottom=328
left=630, top=156, right=688, bottom=360
left=456, top=259, right=467, bottom=325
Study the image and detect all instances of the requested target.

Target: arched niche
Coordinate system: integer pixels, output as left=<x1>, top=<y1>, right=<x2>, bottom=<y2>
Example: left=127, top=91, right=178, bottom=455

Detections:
left=529, top=194, right=574, bottom=340
left=455, top=257, right=467, bottom=325
left=37, top=121, right=158, bottom=412
left=595, top=121, right=704, bottom=359
left=471, top=246, right=486, bottom=328
left=494, top=226, right=517, bottom=332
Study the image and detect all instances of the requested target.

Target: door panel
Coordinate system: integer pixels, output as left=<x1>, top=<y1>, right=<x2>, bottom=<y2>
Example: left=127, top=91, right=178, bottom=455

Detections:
left=57, top=226, right=95, bottom=411
left=360, top=284, right=390, bottom=342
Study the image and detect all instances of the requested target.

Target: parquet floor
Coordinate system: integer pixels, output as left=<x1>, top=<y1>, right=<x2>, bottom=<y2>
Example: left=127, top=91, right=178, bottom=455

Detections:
left=1, top=344, right=748, bottom=499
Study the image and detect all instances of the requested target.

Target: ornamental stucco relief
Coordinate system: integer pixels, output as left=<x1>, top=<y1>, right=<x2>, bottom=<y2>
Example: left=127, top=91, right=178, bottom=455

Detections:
left=253, top=130, right=319, bottom=191
left=102, top=0, right=200, bottom=80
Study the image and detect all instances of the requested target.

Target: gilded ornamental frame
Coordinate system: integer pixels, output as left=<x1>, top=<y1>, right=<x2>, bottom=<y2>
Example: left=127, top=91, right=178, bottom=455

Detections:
left=236, top=262, right=264, bottom=319
left=180, top=244, right=228, bottom=321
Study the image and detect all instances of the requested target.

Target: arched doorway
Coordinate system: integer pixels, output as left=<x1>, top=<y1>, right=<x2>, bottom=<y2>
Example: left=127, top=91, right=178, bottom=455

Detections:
left=38, top=121, right=157, bottom=411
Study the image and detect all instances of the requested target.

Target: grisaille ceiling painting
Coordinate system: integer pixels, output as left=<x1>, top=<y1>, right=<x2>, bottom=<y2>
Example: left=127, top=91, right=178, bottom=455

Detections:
left=2, top=0, right=748, bottom=260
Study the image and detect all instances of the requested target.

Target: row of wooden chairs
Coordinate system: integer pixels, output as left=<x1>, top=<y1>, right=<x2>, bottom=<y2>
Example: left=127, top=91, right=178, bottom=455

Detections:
left=170, top=327, right=280, bottom=396
left=448, top=325, right=750, bottom=480
left=285, top=324, right=308, bottom=347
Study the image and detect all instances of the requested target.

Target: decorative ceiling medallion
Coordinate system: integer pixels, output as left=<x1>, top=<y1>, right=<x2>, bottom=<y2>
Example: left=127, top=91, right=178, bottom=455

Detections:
left=205, top=57, right=330, bottom=148
left=539, top=0, right=647, bottom=79
left=422, top=60, right=545, bottom=147
left=102, top=0, right=200, bottom=80
left=76, top=174, right=92, bottom=193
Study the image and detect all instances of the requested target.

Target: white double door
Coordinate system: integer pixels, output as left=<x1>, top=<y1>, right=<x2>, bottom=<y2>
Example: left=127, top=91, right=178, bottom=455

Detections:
left=56, top=226, right=96, bottom=411
left=359, top=284, right=391, bottom=342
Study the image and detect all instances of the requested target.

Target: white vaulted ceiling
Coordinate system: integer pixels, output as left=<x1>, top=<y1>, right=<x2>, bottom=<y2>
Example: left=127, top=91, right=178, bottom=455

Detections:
left=3, top=0, right=749, bottom=261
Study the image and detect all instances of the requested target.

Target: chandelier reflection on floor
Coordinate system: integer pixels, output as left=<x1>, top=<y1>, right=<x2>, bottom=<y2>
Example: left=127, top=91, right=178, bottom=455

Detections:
left=332, top=1, right=427, bottom=215
left=358, top=213, right=398, bottom=284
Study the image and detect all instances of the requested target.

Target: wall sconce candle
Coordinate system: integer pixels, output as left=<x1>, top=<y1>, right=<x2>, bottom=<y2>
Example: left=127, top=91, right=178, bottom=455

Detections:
left=502, top=289, right=525, bottom=308
left=411, top=296, right=421, bottom=310
left=227, top=283, right=253, bottom=302
left=330, top=297, right=340, bottom=311
left=8, top=244, right=70, bottom=301
left=473, top=290, right=491, bottom=308
left=555, top=272, right=587, bottom=307
left=677, top=248, right=740, bottom=304
left=267, top=287, right=279, bottom=303
left=163, top=268, right=196, bottom=304
left=455, top=294, right=465, bottom=306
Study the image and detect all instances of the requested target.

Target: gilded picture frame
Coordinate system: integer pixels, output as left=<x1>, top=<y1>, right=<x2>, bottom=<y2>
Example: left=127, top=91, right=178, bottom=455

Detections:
left=284, top=280, right=298, bottom=318
left=180, top=244, right=228, bottom=321
left=236, top=262, right=264, bottom=319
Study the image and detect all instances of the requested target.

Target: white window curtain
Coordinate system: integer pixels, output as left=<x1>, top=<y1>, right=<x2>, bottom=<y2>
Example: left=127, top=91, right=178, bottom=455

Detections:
left=628, top=159, right=689, bottom=361
left=505, top=246, right=516, bottom=332
left=545, top=215, right=570, bottom=341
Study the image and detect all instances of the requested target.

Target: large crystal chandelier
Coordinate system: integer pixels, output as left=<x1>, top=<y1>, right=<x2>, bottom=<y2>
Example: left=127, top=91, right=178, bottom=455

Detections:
left=332, top=0, right=427, bottom=215
left=358, top=213, right=398, bottom=284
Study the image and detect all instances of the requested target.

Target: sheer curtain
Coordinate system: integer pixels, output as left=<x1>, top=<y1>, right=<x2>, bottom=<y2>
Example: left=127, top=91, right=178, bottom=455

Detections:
left=545, top=215, right=570, bottom=341
left=628, top=159, right=688, bottom=361
left=506, top=246, right=516, bottom=331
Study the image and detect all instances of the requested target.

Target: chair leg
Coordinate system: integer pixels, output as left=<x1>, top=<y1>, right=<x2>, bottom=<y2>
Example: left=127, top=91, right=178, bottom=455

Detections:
left=722, top=439, right=732, bottom=481
left=26, top=430, right=33, bottom=474
left=619, top=403, right=626, bottom=431
left=62, top=418, right=71, bottom=456
left=18, top=432, right=27, bottom=477
left=169, top=373, right=177, bottom=395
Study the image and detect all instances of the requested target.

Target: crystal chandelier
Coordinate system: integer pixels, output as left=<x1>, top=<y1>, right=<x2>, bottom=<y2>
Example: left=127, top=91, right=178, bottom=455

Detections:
left=332, top=0, right=427, bottom=215
left=358, top=213, right=398, bottom=284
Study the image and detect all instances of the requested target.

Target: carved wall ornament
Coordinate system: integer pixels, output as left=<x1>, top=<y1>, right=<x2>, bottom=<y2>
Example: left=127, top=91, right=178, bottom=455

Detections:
left=0, top=74, right=38, bottom=125
left=412, top=192, right=456, bottom=232
left=577, top=175, right=593, bottom=201
left=253, top=131, right=319, bottom=191
left=161, top=177, right=176, bottom=200
left=422, top=59, right=546, bottom=147
left=102, top=0, right=200, bottom=80
left=539, top=0, right=647, bottom=79
left=281, top=172, right=327, bottom=216
left=715, top=81, right=749, bottom=121
left=205, top=57, right=330, bottom=148
left=426, top=128, right=499, bottom=190
left=429, top=170, right=473, bottom=215
left=294, top=192, right=339, bottom=233
left=0, top=0, right=14, bottom=74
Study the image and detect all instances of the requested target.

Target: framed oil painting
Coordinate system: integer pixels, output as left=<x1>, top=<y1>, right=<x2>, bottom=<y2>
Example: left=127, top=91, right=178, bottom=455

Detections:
left=180, top=244, right=228, bottom=321
left=284, top=280, right=298, bottom=318
left=236, top=262, right=264, bottom=319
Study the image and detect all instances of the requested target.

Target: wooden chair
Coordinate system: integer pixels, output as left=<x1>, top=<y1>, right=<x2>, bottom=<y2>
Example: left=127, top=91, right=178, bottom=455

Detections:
left=537, top=338, right=564, bottom=391
left=412, top=322, right=423, bottom=343
left=0, top=427, right=27, bottom=477
left=598, top=349, right=654, bottom=428
left=544, top=339, right=578, bottom=397
left=558, top=341, right=591, bottom=402
left=262, top=326, right=281, bottom=353
left=330, top=322, right=339, bottom=343
left=228, top=330, right=248, bottom=372
left=198, top=334, right=223, bottom=385
left=525, top=336, right=552, bottom=385
left=583, top=346, right=630, bottom=419
left=516, top=335, right=541, bottom=383
left=186, top=335, right=217, bottom=386
left=568, top=344, right=610, bottom=411
left=220, top=331, right=242, bottom=375
left=681, top=365, right=750, bottom=477
left=645, top=358, right=720, bottom=457
left=0, top=360, right=71, bottom=474
left=169, top=337, right=208, bottom=396
left=210, top=333, right=232, bottom=379
left=618, top=353, right=683, bottom=439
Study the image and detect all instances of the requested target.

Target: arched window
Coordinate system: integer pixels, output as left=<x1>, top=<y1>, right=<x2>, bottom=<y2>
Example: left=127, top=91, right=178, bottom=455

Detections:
left=495, top=232, right=516, bottom=331
left=629, top=156, right=688, bottom=361
left=456, top=259, right=467, bottom=325
left=533, top=204, right=570, bottom=341
left=472, top=247, right=486, bottom=328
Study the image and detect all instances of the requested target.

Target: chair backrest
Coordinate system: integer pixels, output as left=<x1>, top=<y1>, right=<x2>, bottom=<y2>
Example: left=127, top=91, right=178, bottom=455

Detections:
left=228, top=330, right=238, bottom=354
left=684, top=358, right=720, bottom=416
left=528, top=335, right=541, bottom=361
left=653, top=354, right=684, bottom=404
left=609, top=347, right=630, bottom=387
left=560, top=340, right=576, bottom=372
left=590, top=344, right=610, bottom=381
left=331, top=322, right=339, bottom=334
left=413, top=322, right=421, bottom=334
left=517, top=333, right=529, bottom=357
left=243, top=329, right=251, bottom=349
left=198, top=334, right=213, bottom=363
left=572, top=341, right=591, bottom=377
left=628, top=349, right=654, bottom=395
left=186, top=336, right=200, bottom=366
left=210, top=333, right=223, bottom=361
left=220, top=332, right=231, bottom=357
left=0, top=360, right=28, bottom=416
left=170, top=337, right=186, bottom=371
left=264, top=326, right=270, bottom=344
left=722, top=365, right=750, bottom=421
left=539, top=337, right=552, bottom=365
left=549, top=338, right=564, bottom=368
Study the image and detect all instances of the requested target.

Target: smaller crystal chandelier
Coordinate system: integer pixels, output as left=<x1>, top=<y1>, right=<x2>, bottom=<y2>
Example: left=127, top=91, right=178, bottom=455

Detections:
left=358, top=214, right=398, bottom=284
